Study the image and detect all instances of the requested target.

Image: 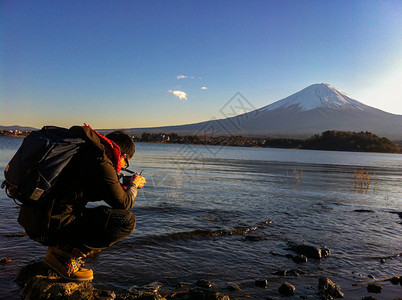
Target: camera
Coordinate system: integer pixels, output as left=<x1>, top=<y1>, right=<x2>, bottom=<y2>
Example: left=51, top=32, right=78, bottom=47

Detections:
left=120, top=175, right=132, bottom=186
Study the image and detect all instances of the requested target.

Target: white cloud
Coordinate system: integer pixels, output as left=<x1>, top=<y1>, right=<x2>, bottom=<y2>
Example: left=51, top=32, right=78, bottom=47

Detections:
left=201, top=86, right=208, bottom=90
left=168, top=90, right=188, bottom=101
left=177, top=74, right=195, bottom=80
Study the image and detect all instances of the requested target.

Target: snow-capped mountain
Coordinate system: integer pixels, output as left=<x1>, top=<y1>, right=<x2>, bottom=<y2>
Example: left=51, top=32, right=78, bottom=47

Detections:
left=122, top=83, right=402, bottom=139
left=261, top=83, right=369, bottom=112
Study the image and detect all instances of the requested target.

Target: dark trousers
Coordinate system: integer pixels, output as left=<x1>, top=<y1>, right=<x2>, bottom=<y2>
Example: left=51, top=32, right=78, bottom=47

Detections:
left=53, top=206, right=136, bottom=252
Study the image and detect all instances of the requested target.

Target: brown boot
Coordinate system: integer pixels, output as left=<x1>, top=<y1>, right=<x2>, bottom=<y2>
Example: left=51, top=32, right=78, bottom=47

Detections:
left=43, top=246, right=94, bottom=281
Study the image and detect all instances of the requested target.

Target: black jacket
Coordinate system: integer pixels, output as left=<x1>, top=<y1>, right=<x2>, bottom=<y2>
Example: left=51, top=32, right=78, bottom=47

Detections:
left=18, top=126, right=137, bottom=237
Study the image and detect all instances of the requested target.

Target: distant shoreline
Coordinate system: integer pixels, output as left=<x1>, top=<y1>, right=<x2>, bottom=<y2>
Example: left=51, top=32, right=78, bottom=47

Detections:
left=1, top=130, right=401, bottom=153
left=135, top=130, right=401, bottom=154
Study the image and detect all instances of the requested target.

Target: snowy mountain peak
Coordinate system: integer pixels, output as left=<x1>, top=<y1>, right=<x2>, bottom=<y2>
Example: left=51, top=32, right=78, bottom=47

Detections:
left=262, top=83, right=368, bottom=112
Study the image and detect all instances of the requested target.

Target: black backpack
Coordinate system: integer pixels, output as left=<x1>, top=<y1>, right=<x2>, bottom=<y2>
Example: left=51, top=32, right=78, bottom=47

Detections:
left=1, top=126, right=84, bottom=206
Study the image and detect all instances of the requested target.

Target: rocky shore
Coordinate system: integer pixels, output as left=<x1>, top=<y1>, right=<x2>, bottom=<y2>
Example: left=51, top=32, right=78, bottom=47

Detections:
left=10, top=241, right=402, bottom=300
left=16, top=261, right=345, bottom=300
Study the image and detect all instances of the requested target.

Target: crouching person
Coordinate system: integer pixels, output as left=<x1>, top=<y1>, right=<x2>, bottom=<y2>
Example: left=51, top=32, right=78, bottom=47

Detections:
left=17, top=126, right=146, bottom=281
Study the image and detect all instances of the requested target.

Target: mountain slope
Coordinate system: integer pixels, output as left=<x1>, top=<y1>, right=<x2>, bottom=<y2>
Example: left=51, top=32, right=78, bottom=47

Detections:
left=122, top=83, right=402, bottom=139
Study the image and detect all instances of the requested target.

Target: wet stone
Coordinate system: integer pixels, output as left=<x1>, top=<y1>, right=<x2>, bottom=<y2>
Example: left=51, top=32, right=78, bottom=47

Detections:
left=93, top=289, right=116, bottom=300
left=278, top=282, right=295, bottom=296
left=292, top=254, right=308, bottom=263
left=226, top=282, right=242, bottom=291
left=188, top=288, right=229, bottom=300
left=321, top=247, right=331, bottom=258
left=21, top=275, right=94, bottom=300
left=0, top=257, right=11, bottom=264
left=367, top=284, right=382, bottom=294
left=255, top=279, right=269, bottom=288
left=288, top=243, right=323, bottom=259
left=390, top=276, right=400, bottom=284
left=196, top=279, right=214, bottom=289
left=318, top=277, right=344, bottom=298
left=175, top=282, right=189, bottom=289
left=272, top=270, right=287, bottom=276
left=287, top=269, right=303, bottom=277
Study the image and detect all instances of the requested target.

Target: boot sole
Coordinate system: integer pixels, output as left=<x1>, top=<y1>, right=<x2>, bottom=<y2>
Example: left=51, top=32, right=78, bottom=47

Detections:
left=43, top=259, right=94, bottom=281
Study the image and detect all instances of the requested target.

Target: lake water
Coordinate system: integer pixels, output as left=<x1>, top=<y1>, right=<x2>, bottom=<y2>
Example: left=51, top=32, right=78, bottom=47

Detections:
left=0, top=136, right=401, bottom=299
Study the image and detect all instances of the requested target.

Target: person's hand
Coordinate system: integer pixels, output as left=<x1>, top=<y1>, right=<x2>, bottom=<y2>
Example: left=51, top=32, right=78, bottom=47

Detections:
left=132, top=174, right=146, bottom=189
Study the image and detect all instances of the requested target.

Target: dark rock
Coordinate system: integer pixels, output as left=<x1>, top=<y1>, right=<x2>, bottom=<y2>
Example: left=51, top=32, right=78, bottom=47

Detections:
left=255, top=279, right=268, bottom=288
left=294, top=269, right=305, bottom=275
left=188, top=288, right=229, bottom=300
left=118, top=290, right=165, bottom=300
left=390, top=276, right=400, bottom=284
left=272, top=270, right=287, bottom=276
left=226, top=282, right=242, bottom=291
left=0, top=257, right=12, bottom=264
left=292, top=254, right=307, bottom=263
left=368, top=275, right=375, bottom=279
left=270, top=251, right=282, bottom=256
left=287, top=269, right=302, bottom=277
left=175, top=282, right=189, bottom=289
left=321, top=247, right=331, bottom=258
left=278, top=282, right=295, bottom=296
left=93, top=289, right=116, bottom=300
left=288, top=243, right=323, bottom=259
left=318, top=277, right=344, bottom=298
left=21, top=275, right=94, bottom=300
left=196, top=279, right=214, bottom=289
left=367, top=284, right=382, bottom=294
left=15, top=261, right=50, bottom=286
left=285, top=254, right=294, bottom=259
left=380, top=258, right=386, bottom=264
left=17, top=261, right=169, bottom=300
left=17, top=261, right=98, bottom=300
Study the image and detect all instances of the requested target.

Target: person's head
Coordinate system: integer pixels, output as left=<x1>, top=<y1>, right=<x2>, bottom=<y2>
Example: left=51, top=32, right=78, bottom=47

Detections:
left=106, top=131, right=135, bottom=162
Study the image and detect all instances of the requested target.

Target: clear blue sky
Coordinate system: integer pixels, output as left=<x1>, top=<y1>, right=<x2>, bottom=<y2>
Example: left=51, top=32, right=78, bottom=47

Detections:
left=1, top=0, right=402, bottom=129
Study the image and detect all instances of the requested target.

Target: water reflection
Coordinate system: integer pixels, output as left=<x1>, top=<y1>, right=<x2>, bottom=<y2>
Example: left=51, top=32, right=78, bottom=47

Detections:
left=0, top=138, right=401, bottom=299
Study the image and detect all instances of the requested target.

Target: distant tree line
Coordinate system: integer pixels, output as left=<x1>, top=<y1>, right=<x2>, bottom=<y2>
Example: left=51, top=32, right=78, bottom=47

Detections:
left=134, top=130, right=400, bottom=153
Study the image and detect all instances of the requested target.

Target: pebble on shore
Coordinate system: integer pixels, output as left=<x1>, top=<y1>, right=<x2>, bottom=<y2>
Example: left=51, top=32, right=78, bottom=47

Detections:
left=278, top=282, right=296, bottom=296
left=318, top=277, right=344, bottom=298
left=255, top=279, right=269, bottom=288
left=367, top=283, right=382, bottom=294
left=0, top=257, right=12, bottom=264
